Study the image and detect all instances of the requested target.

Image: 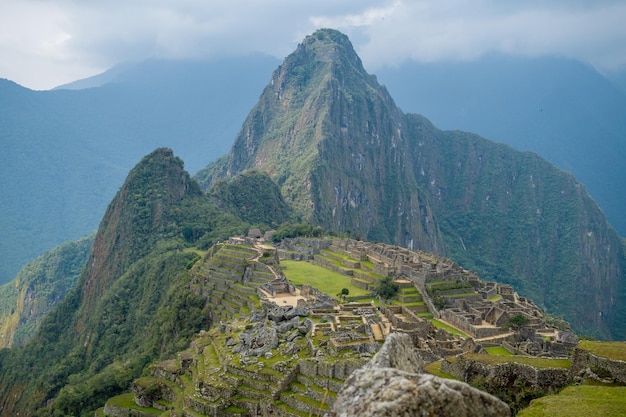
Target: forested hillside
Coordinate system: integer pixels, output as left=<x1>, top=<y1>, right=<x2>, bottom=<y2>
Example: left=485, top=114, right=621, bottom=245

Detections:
left=0, top=149, right=254, bottom=416
left=0, top=235, right=93, bottom=348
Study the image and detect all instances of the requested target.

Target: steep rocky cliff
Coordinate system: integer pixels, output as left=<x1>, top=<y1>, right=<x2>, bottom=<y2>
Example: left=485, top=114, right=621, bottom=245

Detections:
left=196, top=29, right=443, bottom=253
left=196, top=29, right=626, bottom=340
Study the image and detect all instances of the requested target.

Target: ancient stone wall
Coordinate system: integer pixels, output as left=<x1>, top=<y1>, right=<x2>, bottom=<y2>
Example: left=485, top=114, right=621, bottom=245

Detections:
left=440, top=310, right=502, bottom=338
left=442, top=356, right=571, bottom=391
left=571, top=347, right=626, bottom=384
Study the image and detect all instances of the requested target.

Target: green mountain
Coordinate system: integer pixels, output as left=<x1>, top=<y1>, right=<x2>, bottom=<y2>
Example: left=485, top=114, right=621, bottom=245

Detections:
left=376, top=55, right=626, bottom=236
left=0, top=148, right=252, bottom=416
left=209, top=170, right=292, bottom=228
left=196, top=29, right=626, bottom=340
left=0, top=235, right=93, bottom=348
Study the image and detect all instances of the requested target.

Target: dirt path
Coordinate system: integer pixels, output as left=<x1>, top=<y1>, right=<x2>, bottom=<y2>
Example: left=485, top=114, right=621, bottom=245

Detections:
left=371, top=323, right=384, bottom=341
left=250, top=242, right=281, bottom=280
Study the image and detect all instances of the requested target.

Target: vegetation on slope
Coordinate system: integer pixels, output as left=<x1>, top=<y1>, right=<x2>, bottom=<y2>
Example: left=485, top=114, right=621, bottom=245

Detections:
left=518, top=384, right=626, bottom=417
left=209, top=169, right=292, bottom=228
left=0, top=148, right=253, bottom=416
left=0, top=234, right=93, bottom=348
left=0, top=56, right=278, bottom=285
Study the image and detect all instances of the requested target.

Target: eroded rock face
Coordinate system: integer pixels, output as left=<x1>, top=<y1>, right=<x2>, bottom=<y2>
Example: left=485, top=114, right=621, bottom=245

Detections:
left=364, top=332, right=422, bottom=373
left=330, top=333, right=510, bottom=417
left=330, top=368, right=511, bottom=417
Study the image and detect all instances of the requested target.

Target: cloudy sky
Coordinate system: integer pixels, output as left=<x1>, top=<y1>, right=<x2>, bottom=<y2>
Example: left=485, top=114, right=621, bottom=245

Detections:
left=2, top=0, right=625, bottom=90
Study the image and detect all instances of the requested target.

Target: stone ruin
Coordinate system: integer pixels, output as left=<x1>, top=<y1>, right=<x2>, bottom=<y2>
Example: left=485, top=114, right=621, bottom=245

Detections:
left=278, top=237, right=576, bottom=359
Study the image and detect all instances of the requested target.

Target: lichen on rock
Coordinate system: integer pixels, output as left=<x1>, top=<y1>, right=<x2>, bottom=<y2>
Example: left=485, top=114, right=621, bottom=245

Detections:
left=330, top=333, right=510, bottom=417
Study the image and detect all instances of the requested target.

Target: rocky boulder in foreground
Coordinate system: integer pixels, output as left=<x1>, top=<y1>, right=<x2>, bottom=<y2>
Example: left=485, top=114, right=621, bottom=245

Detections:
left=330, top=333, right=510, bottom=417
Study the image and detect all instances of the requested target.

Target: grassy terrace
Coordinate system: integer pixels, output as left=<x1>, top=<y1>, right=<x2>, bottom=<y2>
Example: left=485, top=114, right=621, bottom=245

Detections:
left=485, top=346, right=513, bottom=356
left=281, top=259, right=373, bottom=299
left=577, top=340, right=626, bottom=361
left=424, top=360, right=460, bottom=380
left=106, top=393, right=162, bottom=415
left=319, top=249, right=383, bottom=280
left=518, top=385, right=626, bottom=417
left=462, top=353, right=571, bottom=369
left=429, top=319, right=470, bottom=338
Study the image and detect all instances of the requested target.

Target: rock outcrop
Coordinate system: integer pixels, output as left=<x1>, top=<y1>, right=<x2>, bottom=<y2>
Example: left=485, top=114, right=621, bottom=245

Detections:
left=330, top=333, right=511, bottom=417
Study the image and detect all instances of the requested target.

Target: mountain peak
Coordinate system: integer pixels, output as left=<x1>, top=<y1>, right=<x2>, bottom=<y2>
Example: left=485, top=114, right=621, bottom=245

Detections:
left=295, top=28, right=363, bottom=67
left=275, top=28, right=370, bottom=92
left=80, top=148, right=200, bottom=310
left=198, top=29, right=436, bottom=250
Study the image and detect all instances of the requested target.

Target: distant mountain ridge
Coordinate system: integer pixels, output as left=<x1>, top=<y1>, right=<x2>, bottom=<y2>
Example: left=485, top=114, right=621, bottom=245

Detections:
left=3, top=39, right=625, bottom=288
left=52, top=61, right=138, bottom=90
left=0, top=55, right=279, bottom=284
left=197, top=29, right=626, bottom=340
left=376, top=55, right=626, bottom=235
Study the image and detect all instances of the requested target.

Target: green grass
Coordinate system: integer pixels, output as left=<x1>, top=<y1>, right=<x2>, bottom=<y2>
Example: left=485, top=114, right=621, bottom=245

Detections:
left=518, top=385, right=626, bottom=417
left=106, top=393, right=163, bottom=415
left=463, top=353, right=571, bottom=369
left=429, top=319, right=470, bottom=338
left=226, top=405, right=247, bottom=413
left=577, top=340, right=626, bottom=361
left=485, top=346, right=513, bottom=355
left=281, top=260, right=372, bottom=298
left=360, top=259, right=375, bottom=270
left=321, top=249, right=353, bottom=260
left=424, top=360, right=460, bottom=380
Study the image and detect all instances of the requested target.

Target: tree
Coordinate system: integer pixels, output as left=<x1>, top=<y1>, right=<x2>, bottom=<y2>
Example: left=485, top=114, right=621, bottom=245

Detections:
left=338, top=288, right=349, bottom=301
left=376, top=276, right=399, bottom=300
left=502, top=313, right=530, bottom=330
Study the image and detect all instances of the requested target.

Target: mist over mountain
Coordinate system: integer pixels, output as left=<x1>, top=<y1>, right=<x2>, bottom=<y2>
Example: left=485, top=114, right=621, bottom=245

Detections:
left=605, top=68, right=626, bottom=94
left=375, top=55, right=626, bottom=236
left=198, top=29, right=626, bottom=340
left=0, top=29, right=625, bottom=416
left=0, top=55, right=278, bottom=284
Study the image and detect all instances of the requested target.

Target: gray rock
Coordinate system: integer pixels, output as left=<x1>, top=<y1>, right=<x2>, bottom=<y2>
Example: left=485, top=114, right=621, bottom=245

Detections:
left=268, top=306, right=287, bottom=322
left=286, top=329, right=300, bottom=342
left=330, top=368, right=510, bottom=417
left=281, top=341, right=300, bottom=356
left=248, top=308, right=266, bottom=322
left=556, top=330, right=578, bottom=345
left=329, top=332, right=510, bottom=417
left=365, top=332, right=422, bottom=374
left=277, top=316, right=300, bottom=334
left=284, top=306, right=309, bottom=320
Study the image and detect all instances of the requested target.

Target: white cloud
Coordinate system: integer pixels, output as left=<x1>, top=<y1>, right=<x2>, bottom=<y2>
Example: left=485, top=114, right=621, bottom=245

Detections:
left=1, top=0, right=625, bottom=90
left=327, top=1, right=626, bottom=72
